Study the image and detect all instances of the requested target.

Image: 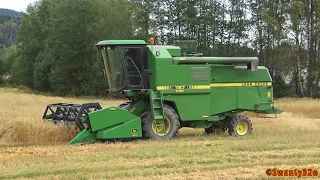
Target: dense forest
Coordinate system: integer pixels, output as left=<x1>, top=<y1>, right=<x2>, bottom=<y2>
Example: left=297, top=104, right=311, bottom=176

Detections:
left=0, top=8, right=20, bottom=83
left=0, top=9, right=21, bottom=47
left=0, top=0, right=320, bottom=98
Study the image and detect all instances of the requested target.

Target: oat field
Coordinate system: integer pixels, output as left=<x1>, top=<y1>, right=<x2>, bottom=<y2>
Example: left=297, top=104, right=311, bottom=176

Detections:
left=0, top=88, right=319, bottom=180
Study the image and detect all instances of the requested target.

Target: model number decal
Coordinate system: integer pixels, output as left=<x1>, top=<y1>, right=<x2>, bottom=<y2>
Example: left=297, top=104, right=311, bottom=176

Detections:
left=174, top=86, right=187, bottom=89
left=156, top=85, right=210, bottom=90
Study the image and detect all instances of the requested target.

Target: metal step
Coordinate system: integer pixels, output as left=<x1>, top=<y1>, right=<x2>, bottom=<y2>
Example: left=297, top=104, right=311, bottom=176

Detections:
left=149, top=91, right=164, bottom=120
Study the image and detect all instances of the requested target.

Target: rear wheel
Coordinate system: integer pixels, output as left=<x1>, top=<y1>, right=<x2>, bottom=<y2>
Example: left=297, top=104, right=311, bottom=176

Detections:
left=228, top=115, right=252, bottom=136
left=141, top=104, right=180, bottom=140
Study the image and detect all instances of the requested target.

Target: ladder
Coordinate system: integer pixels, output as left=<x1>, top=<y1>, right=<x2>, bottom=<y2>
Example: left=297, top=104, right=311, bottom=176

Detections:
left=149, top=91, right=164, bottom=120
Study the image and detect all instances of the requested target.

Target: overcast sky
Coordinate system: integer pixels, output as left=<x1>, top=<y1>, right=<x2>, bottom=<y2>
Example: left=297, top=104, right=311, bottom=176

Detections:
left=0, top=0, right=37, bottom=11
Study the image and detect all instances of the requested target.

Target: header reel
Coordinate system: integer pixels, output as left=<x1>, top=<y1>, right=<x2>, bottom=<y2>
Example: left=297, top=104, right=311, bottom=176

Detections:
left=42, top=103, right=102, bottom=130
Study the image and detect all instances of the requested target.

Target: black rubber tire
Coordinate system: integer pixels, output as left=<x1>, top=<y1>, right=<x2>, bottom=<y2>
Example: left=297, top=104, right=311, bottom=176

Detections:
left=141, top=104, right=180, bottom=140
left=228, top=115, right=253, bottom=136
left=204, top=126, right=227, bottom=135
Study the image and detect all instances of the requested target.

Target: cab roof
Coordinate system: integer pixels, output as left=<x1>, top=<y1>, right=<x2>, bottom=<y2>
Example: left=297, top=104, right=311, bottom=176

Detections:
left=96, top=40, right=147, bottom=46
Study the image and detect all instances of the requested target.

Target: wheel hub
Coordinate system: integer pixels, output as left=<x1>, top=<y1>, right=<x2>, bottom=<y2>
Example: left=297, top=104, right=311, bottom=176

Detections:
left=152, top=117, right=171, bottom=136
left=236, top=122, right=248, bottom=135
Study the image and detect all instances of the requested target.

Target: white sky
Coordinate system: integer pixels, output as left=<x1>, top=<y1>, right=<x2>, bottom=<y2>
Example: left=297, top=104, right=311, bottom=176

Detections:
left=0, top=0, right=37, bottom=11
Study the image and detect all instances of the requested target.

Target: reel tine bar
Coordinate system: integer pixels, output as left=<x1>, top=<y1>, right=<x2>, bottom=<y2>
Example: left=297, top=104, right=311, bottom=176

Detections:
left=42, top=103, right=102, bottom=130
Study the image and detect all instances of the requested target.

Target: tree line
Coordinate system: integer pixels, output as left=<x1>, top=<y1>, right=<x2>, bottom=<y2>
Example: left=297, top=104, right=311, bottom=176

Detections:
left=0, top=9, right=21, bottom=48
left=1, top=0, right=320, bottom=98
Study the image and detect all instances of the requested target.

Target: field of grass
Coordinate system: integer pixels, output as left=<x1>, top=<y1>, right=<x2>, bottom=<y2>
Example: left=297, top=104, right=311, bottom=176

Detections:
left=0, top=88, right=320, bottom=179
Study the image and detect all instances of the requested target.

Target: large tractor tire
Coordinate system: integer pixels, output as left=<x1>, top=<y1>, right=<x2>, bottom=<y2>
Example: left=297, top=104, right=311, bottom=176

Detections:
left=141, top=104, right=180, bottom=140
left=228, top=115, right=252, bottom=136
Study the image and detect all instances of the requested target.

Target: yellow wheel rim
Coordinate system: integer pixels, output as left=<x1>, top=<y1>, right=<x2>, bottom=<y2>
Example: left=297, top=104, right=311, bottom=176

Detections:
left=152, top=117, right=171, bottom=136
left=236, top=122, right=248, bottom=136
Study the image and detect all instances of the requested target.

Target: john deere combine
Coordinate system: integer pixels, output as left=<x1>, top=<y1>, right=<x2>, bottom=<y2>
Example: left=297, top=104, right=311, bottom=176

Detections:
left=43, top=39, right=283, bottom=145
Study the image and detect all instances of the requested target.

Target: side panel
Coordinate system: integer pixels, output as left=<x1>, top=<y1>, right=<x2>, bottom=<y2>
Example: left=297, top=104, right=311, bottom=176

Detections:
left=210, top=88, right=237, bottom=115
left=210, top=86, right=272, bottom=114
left=148, top=46, right=173, bottom=89
left=89, top=107, right=140, bottom=132
left=164, top=94, right=211, bottom=121
left=96, top=117, right=142, bottom=139
left=156, top=66, right=210, bottom=85
left=156, top=65, right=211, bottom=121
left=209, top=65, right=273, bottom=115
left=238, top=86, right=272, bottom=110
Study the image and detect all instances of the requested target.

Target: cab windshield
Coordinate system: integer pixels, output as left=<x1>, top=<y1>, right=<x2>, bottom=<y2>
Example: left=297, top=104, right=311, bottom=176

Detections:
left=100, top=46, right=144, bottom=92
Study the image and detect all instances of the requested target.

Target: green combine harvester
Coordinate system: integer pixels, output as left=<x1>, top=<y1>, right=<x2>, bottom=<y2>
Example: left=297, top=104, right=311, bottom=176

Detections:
left=43, top=39, right=283, bottom=145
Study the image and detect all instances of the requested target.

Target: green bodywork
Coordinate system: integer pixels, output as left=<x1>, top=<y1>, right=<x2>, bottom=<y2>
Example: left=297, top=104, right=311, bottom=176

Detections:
left=65, top=39, right=283, bottom=145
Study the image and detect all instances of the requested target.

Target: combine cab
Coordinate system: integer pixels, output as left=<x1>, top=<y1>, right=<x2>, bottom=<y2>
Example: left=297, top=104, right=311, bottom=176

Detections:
left=43, top=39, right=283, bottom=145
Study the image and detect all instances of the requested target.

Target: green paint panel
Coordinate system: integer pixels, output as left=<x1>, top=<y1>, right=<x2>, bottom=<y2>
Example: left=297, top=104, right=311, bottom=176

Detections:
left=168, top=94, right=211, bottom=121
left=68, top=129, right=97, bottom=145
left=89, top=107, right=140, bottom=132
left=210, top=88, right=237, bottom=115
left=238, top=87, right=272, bottom=110
left=191, top=67, right=209, bottom=81
left=128, top=98, right=149, bottom=117
left=148, top=46, right=173, bottom=88
left=96, top=117, right=142, bottom=139
left=156, top=65, right=210, bottom=85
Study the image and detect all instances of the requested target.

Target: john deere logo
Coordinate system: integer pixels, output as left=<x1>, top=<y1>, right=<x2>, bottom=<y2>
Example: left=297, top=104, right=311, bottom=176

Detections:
left=131, top=128, right=138, bottom=136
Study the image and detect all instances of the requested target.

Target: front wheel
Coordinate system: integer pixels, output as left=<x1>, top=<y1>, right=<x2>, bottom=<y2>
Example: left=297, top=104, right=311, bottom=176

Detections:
left=228, top=115, right=253, bottom=136
left=141, top=104, right=180, bottom=140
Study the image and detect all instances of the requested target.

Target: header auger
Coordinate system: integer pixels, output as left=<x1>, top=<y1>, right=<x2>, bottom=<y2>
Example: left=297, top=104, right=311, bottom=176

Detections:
left=42, top=39, right=283, bottom=145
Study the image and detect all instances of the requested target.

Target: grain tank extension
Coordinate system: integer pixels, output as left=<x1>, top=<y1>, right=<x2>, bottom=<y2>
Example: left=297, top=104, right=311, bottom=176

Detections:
left=43, top=39, right=283, bottom=145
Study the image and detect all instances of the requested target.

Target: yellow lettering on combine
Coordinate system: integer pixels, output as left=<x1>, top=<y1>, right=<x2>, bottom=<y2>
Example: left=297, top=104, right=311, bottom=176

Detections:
left=176, top=90, right=184, bottom=92
left=242, top=83, right=253, bottom=86
left=211, top=82, right=272, bottom=87
left=156, top=86, right=166, bottom=90
left=157, top=83, right=271, bottom=90
left=192, top=85, right=211, bottom=89
left=253, top=82, right=269, bottom=86
left=156, top=85, right=211, bottom=90
left=175, top=86, right=186, bottom=90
